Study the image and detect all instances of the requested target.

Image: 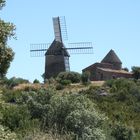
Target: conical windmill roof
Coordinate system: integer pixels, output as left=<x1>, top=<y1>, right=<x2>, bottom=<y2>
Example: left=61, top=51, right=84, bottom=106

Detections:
left=101, top=49, right=122, bottom=64
left=45, top=40, right=70, bottom=56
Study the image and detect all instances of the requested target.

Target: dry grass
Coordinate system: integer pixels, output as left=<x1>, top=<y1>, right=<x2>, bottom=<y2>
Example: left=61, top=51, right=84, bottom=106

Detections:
left=23, top=130, right=73, bottom=140
left=91, top=81, right=105, bottom=86
left=13, top=81, right=104, bottom=93
left=59, top=81, right=105, bottom=93
left=13, top=83, right=45, bottom=91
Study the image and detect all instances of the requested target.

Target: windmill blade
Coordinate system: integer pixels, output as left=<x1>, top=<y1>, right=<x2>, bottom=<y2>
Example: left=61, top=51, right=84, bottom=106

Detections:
left=67, top=42, right=93, bottom=54
left=53, top=17, right=62, bottom=42
left=30, top=43, right=50, bottom=57
left=59, top=16, right=68, bottom=41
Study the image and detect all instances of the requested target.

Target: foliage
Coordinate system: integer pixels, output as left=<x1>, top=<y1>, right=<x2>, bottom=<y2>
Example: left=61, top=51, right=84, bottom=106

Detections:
left=1, top=105, right=31, bottom=131
left=1, top=87, right=107, bottom=139
left=1, top=76, right=140, bottom=139
left=33, top=79, right=40, bottom=84
left=47, top=94, right=107, bottom=139
left=65, top=109, right=106, bottom=140
left=83, top=78, right=140, bottom=139
left=0, top=0, right=5, bottom=9
left=132, top=66, right=140, bottom=80
left=1, top=77, right=29, bottom=88
left=2, top=90, right=22, bottom=103
left=23, top=130, right=73, bottom=140
left=122, top=67, right=129, bottom=72
left=105, top=78, right=136, bottom=93
left=56, top=71, right=81, bottom=85
left=81, top=71, right=90, bottom=85
left=25, top=88, right=55, bottom=122
left=111, top=123, right=134, bottom=140
left=0, top=4, right=15, bottom=78
left=55, top=83, right=64, bottom=90
left=0, top=125, right=18, bottom=140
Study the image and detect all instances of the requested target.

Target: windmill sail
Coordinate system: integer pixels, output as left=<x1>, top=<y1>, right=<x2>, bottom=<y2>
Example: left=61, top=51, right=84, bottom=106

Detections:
left=30, top=16, right=94, bottom=79
left=53, top=17, right=62, bottom=42
left=59, top=16, right=68, bottom=41
left=67, top=42, right=93, bottom=54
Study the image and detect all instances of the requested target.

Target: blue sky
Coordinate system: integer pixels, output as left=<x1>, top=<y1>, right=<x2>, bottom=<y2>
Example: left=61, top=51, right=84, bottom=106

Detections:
left=1, top=0, right=140, bottom=82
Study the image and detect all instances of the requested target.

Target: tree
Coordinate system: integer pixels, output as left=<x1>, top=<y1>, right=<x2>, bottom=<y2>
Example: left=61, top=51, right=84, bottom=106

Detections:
left=0, top=0, right=15, bottom=78
left=81, top=71, right=90, bottom=84
left=131, top=66, right=140, bottom=80
left=122, top=67, right=129, bottom=72
left=0, top=0, right=5, bottom=9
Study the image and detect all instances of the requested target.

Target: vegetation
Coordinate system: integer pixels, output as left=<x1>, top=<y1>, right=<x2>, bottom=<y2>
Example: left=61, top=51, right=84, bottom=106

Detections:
left=33, top=79, right=40, bottom=84
left=0, top=79, right=107, bottom=139
left=81, top=71, right=90, bottom=85
left=0, top=0, right=15, bottom=78
left=0, top=77, right=140, bottom=139
left=83, top=78, right=140, bottom=140
left=0, top=77, right=29, bottom=88
left=56, top=71, right=81, bottom=85
left=0, top=125, right=18, bottom=140
left=132, top=66, right=140, bottom=80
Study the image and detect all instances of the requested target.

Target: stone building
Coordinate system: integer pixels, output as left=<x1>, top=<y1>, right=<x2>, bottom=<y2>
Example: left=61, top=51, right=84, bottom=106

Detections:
left=82, top=49, right=132, bottom=81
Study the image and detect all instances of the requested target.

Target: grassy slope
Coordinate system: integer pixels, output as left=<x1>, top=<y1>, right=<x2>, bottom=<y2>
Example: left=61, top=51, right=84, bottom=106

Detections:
left=0, top=79, right=140, bottom=139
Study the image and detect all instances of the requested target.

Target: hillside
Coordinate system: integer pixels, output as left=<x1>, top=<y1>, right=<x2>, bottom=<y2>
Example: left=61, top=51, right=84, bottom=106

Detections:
left=0, top=77, right=140, bottom=140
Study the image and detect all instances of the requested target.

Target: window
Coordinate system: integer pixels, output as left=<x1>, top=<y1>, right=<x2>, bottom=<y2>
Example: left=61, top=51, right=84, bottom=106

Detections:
left=64, top=56, right=70, bottom=71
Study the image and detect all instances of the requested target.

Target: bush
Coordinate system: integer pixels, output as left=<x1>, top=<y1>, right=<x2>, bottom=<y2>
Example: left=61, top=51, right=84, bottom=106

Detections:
left=1, top=77, right=29, bottom=88
left=1, top=105, right=32, bottom=131
left=105, top=78, right=136, bottom=93
left=81, top=71, right=90, bottom=85
left=56, top=71, right=81, bottom=84
left=46, top=94, right=107, bottom=139
left=132, top=66, right=140, bottom=80
left=2, top=90, right=21, bottom=103
left=55, top=83, right=64, bottom=90
left=65, top=109, right=106, bottom=140
left=0, top=125, right=18, bottom=140
left=33, top=79, right=40, bottom=84
left=26, top=88, right=55, bottom=121
left=111, top=124, right=135, bottom=140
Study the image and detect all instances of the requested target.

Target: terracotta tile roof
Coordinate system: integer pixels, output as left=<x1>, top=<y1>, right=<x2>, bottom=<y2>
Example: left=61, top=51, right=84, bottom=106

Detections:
left=97, top=67, right=132, bottom=74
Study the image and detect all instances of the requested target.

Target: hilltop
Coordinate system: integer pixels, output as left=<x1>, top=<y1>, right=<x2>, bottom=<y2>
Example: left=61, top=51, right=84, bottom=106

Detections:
left=0, top=75, right=140, bottom=140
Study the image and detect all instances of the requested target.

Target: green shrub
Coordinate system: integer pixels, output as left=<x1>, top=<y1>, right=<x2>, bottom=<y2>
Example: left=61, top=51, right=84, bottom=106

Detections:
left=1, top=105, right=31, bottom=131
left=33, top=79, right=40, bottom=84
left=83, top=79, right=140, bottom=138
left=60, top=79, right=71, bottom=85
left=26, top=88, right=55, bottom=120
left=0, top=125, right=18, bottom=140
left=55, top=83, right=64, bottom=90
left=2, top=90, right=22, bottom=103
left=81, top=71, right=90, bottom=85
left=56, top=71, right=81, bottom=84
left=47, top=94, right=107, bottom=139
left=65, top=109, right=106, bottom=140
left=105, top=79, right=115, bottom=88
left=132, top=66, right=140, bottom=80
left=47, top=77, right=56, bottom=84
left=111, top=124, right=135, bottom=140
left=105, top=78, right=136, bottom=93
left=2, top=77, right=29, bottom=88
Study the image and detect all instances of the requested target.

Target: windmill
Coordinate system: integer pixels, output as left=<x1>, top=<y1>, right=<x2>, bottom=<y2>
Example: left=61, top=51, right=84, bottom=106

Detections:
left=30, top=16, right=93, bottom=79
